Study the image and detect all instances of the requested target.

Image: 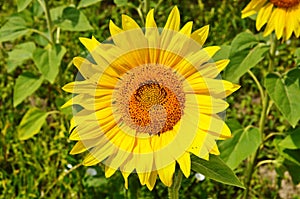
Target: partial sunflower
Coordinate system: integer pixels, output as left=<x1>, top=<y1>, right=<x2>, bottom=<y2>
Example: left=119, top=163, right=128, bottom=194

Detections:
left=242, top=0, right=300, bottom=40
left=63, top=6, right=239, bottom=190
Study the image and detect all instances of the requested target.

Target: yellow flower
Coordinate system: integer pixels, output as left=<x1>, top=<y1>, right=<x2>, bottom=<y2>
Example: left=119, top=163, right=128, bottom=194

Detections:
left=63, top=6, right=239, bottom=190
left=242, top=0, right=300, bottom=40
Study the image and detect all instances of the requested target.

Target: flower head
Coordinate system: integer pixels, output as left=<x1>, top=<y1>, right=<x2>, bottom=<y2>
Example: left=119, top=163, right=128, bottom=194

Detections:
left=242, top=0, right=300, bottom=40
left=63, top=6, right=239, bottom=190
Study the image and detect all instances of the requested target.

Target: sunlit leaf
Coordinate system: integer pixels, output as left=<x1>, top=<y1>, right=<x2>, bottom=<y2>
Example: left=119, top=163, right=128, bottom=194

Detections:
left=191, top=154, right=245, bottom=188
left=17, top=0, right=33, bottom=12
left=18, top=108, right=49, bottom=140
left=219, top=126, right=261, bottom=170
left=50, top=6, right=93, bottom=31
left=230, top=32, right=258, bottom=53
left=33, top=44, right=66, bottom=83
left=6, top=42, right=36, bottom=72
left=0, top=16, right=30, bottom=42
left=78, top=0, right=103, bottom=8
left=279, top=128, right=300, bottom=149
left=265, top=69, right=300, bottom=127
left=224, top=44, right=269, bottom=83
left=114, top=0, right=128, bottom=7
left=213, top=45, right=231, bottom=60
left=13, top=72, right=44, bottom=107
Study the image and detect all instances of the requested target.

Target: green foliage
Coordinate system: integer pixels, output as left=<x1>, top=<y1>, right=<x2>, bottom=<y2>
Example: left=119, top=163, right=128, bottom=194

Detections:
left=13, top=72, right=44, bottom=107
left=50, top=6, right=93, bottom=31
left=6, top=42, right=36, bottom=72
left=219, top=120, right=261, bottom=170
left=224, top=32, right=269, bottom=83
left=0, top=15, right=30, bottom=42
left=191, top=155, right=244, bottom=189
left=17, top=107, right=49, bottom=140
left=16, top=0, right=33, bottom=12
left=77, top=0, right=103, bottom=8
left=33, top=44, right=66, bottom=83
left=265, top=69, right=300, bottom=127
left=279, top=128, right=300, bottom=149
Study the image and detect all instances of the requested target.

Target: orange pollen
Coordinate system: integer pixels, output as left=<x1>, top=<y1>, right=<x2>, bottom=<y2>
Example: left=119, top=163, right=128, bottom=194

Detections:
left=270, top=0, right=299, bottom=8
left=129, top=83, right=182, bottom=134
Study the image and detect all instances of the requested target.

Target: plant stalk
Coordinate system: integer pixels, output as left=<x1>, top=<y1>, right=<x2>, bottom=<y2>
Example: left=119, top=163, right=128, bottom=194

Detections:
left=38, top=0, right=54, bottom=44
left=243, top=34, right=276, bottom=199
left=168, top=170, right=183, bottom=199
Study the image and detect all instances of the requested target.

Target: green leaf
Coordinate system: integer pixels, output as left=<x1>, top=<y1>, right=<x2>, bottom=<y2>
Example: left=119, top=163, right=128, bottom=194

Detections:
left=17, top=108, right=49, bottom=140
left=279, top=128, right=300, bottom=149
left=78, top=0, right=103, bottom=8
left=230, top=32, right=258, bottom=54
left=0, top=16, right=30, bottom=42
left=33, top=44, right=66, bottom=83
left=17, top=0, right=33, bottom=12
left=50, top=6, right=93, bottom=31
left=213, top=45, right=231, bottom=61
left=265, top=69, right=300, bottom=127
left=13, top=72, right=44, bottom=107
left=284, top=160, right=300, bottom=184
left=191, top=154, right=245, bottom=188
left=224, top=44, right=269, bottom=83
left=280, top=149, right=300, bottom=166
left=295, top=48, right=300, bottom=65
left=114, top=0, right=128, bottom=7
left=219, top=126, right=261, bottom=169
left=6, top=42, right=36, bottom=72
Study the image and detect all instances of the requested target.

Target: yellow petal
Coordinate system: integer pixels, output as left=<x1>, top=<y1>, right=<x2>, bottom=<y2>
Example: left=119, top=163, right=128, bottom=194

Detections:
left=179, top=21, right=193, bottom=36
left=241, top=0, right=267, bottom=18
left=185, top=77, right=240, bottom=98
left=164, top=6, right=180, bottom=31
left=285, top=11, right=294, bottom=40
left=177, top=152, right=191, bottom=178
left=157, top=162, right=175, bottom=187
left=71, top=137, right=108, bottom=154
left=146, top=171, right=157, bottom=191
left=83, top=143, right=114, bottom=166
left=70, top=141, right=88, bottom=154
left=198, top=59, right=230, bottom=78
left=105, top=166, right=117, bottom=178
left=79, top=37, right=100, bottom=53
left=109, top=20, right=123, bottom=36
left=203, top=46, right=220, bottom=57
left=256, top=3, right=273, bottom=30
left=145, top=9, right=157, bottom=28
left=263, top=8, right=277, bottom=37
left=122, top=14, right=140, bottom=30
left=121, top=172, right=130, bottom=189
left=191, top=25, right=209, bottom=46
left=72, top=57, right=101, bottom=82
left=198, top=114, right=232, bottom=139
left=137, top=172, right=151, bottom=185
left=274, top=8, right=286, bottom=39
left=186, top=94, right=229, bottom=114
left=210, top=144, right=220, bottom=155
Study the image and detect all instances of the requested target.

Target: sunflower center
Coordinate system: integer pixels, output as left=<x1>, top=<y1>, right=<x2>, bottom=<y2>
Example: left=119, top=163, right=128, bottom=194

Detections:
left=113, top=64, right=185, bottom=135
left=270, top=0, right=299, bottom=8
left=129, top=82, right=182, bottom=134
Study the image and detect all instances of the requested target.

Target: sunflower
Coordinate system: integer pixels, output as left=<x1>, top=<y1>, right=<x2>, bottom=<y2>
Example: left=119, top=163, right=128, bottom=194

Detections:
left=62, top=6, right=239, bottom=190
left=242, top=0, right=300, bottom=40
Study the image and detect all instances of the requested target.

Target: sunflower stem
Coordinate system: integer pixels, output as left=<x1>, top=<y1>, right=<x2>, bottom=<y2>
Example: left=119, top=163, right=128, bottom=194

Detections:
left=37, top=0, right=54, bottom=45
left=243, top=34, right=276, bottom=199
left=168, top=170, right=183, bottom=199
